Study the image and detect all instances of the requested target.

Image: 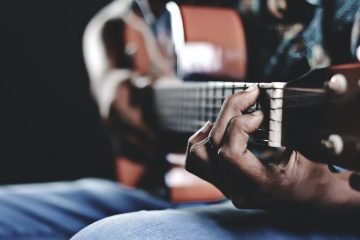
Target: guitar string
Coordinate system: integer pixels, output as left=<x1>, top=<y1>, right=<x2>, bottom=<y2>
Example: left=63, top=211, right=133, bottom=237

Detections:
left=157, top=95, right=327, bottom=117
left=155, top=83, right=359, bottom=148
left=155, top=85, right=357, bottom=142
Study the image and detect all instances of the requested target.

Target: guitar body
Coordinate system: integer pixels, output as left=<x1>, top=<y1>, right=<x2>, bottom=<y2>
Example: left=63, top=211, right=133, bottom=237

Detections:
left=166, top=3, right=247, bottom=80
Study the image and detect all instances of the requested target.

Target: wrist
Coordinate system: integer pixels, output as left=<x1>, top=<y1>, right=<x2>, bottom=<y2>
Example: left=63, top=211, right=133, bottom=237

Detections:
left=318, top=172, right=360, bottom=213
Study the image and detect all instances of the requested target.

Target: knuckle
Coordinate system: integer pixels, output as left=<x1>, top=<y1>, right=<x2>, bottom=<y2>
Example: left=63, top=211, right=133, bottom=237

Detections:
left=224, top=95, right=240, bottom=110
left=189, top=142, right=205, bottom=160
left=223, top=90, right=255, bottom=113
left=229, top=116, right=244, bottom=131
left=187, top=127, right=211, bottom=147
left=218, top=147, right=239, bottom=162
left=223, top=95, right=234, bottom=106
left=189, top=144, right=199, bottom=158
left=187, top=132, right=202, bottom=146
left=217, top=147, right=227, bottom=160
left=207, top=132, right=220, bottom=148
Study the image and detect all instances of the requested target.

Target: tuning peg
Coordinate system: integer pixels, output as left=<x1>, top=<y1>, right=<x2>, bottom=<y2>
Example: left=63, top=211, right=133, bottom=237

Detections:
left=327, top=74, right=348, bottom=94
left=321, top=134, right=344, bottom=155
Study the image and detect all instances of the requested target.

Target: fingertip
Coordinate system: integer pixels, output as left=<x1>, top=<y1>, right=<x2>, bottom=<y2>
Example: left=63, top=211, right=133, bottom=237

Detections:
left=245, top=84, right=258, bottom=92
left=242, top=111, right=264, bottom=133
left=190, top=121, right=213, bottom=144
left=244, top=85, right=260, bottom=101
left=250, top=110, right=264, bottom=123
left=252, top=110, right=263, bottom=116
left=200, top=121, right=213, bottom=134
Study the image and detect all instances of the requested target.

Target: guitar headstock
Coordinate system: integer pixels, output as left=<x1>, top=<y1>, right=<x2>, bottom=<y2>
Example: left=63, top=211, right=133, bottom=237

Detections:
left=282, top=63, right=360, bottom=170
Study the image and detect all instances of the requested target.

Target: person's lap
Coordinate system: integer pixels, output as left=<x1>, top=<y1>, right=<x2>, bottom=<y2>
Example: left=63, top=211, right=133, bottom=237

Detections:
left=2, top=178, right=359, bottom=240
left=72, top=201, right=360, bottom=240
left=0, top=178, right=172, bottom=240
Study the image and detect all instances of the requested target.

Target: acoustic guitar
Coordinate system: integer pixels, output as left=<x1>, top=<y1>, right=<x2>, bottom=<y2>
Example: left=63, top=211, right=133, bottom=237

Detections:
left=153, top=64, right=360, bottom=171
left=122, top=2, right=360, bottom=202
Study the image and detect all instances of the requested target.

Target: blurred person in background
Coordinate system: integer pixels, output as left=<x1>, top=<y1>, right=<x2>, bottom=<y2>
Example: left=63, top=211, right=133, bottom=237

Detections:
left=0, top=0, right=236, bottom=239
left=0, top=1, right=175, bottom=240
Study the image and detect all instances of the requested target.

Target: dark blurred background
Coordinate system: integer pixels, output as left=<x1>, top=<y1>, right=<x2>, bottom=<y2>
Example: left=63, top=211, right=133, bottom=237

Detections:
left=0, top=0, right=240, bottom=185
left=0, top=0, right=116, bottom=183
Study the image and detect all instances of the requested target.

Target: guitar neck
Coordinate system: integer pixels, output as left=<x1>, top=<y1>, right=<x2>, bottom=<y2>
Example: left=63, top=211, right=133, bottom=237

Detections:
left=152, top=64, right=360, bottom=170
left=153, top=80, right=286, bottom=147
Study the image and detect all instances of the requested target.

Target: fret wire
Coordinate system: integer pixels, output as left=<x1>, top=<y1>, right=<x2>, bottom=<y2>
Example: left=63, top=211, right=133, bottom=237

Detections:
left=202, top=84, right=205, bottom=122
left=159, top=102, right=263, bottom=119
left=158, top=93, right=274, bottom=102
left=155, top=83, right=291, bottom=91
left=212, top=85, right=216, bottom=123
left=198, top=85, right=201, bottom=123
left=162, top=121, right=270, bottom=138
left=222, top=82, right=225, bottom=109
left=155, top=82, right=282, bottom=134
left=181, top=86, right=184, bottom=131
left=160, top=95, right=284, bottom=102
left=206, top=84, right=211, bottom=122
left=256, top=83, right=260, bottom=110
left=163, top=122, right=269, bottom=136
left=161, top=102, right=261, bottom=111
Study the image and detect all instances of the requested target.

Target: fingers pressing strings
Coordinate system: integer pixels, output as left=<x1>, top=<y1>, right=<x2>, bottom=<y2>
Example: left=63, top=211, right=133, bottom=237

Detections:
left=186, top=86, right=266, bottom=199
left=209, top=85, right=260, bottom=149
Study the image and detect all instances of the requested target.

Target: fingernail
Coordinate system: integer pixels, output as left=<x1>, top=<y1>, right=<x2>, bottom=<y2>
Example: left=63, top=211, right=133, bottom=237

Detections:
left=252, top=110, right=263, bottom=116
left=200, top=121, right=213, bottom=133
left=245, top=85, right=257, bottom=92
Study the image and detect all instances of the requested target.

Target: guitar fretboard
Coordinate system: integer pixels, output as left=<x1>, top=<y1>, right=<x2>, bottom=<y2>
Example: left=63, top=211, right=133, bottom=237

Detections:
left=154, top=81, right=286, bottom=147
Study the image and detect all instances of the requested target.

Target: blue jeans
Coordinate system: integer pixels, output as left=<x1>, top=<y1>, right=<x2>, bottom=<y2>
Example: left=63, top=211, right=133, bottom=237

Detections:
left=0, top=178, right=172, bottom=240
left=72, top=202, right=360, bottom=240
